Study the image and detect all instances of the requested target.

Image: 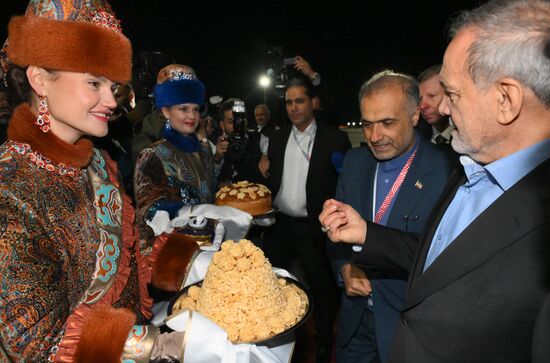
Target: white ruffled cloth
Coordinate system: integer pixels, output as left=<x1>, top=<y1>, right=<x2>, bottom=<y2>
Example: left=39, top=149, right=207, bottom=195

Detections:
left=165, top=310, right=294, bottom=363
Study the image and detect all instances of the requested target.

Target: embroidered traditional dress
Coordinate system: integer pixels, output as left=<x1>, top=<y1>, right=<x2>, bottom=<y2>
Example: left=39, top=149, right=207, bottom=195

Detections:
left=134, top=131, right=217, bottom=230
left=0, top=105, right=167, bottom=362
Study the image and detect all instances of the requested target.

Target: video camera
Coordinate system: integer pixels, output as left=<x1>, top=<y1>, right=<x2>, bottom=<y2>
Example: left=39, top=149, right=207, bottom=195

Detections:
left=265, top=45, right=301, bottom=97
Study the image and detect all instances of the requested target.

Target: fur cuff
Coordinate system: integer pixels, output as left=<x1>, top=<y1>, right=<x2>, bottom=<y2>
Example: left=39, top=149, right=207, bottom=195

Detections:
left=151, top=234, right=199, bottom=292
left=8, top=15, right=132, bottom=83
left=74, top=304, right=136, bottom=363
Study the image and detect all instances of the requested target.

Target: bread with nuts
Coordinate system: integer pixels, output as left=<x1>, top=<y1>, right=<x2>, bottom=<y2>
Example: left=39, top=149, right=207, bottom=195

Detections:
left=215, top=181, right=272, bottom=216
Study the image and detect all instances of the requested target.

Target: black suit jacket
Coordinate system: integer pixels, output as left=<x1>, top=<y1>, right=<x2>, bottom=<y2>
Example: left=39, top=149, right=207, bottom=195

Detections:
left=353, top=158, right=550, bottom=362
left=259, top=122, right=278, bottom=139
left=267, top=122, right=351, bottom=227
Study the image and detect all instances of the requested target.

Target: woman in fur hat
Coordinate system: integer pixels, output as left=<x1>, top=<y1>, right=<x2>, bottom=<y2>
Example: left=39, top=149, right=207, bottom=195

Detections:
left=134, top=64, right=219, bottom=231
left=0, top=1, right=195, bottom=362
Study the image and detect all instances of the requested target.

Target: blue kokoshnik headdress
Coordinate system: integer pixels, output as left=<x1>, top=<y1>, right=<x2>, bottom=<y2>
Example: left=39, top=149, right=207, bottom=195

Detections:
left=153, top=78, right=205, bottom=109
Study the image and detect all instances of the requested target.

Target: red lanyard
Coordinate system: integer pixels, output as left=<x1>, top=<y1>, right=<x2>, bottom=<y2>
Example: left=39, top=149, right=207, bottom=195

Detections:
left=374, top=148, right=417, bottom=223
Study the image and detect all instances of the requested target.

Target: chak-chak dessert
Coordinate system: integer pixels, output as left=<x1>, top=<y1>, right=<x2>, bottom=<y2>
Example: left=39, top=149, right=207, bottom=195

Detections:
left=172, top=239, right=308, bottom=343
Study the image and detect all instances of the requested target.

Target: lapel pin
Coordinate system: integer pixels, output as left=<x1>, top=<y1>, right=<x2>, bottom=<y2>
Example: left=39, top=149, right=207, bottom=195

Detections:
left=415, top=180, right=423, bottom=190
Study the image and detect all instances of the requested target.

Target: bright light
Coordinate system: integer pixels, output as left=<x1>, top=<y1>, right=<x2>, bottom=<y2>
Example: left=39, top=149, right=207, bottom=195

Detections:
left=259, top=75, right=271, bottom=88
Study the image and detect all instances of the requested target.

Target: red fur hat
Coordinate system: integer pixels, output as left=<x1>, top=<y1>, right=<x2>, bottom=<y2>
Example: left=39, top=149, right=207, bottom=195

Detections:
left=4, top=1, right=132, bottom=83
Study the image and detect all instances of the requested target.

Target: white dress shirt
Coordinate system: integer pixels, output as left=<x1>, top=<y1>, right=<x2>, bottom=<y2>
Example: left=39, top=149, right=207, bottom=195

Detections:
left=273, top=120, right=317, bottom=217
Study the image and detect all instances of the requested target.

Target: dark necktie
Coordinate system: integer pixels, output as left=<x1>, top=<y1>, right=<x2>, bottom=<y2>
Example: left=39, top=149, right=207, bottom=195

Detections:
left=435, top=135, right=448, bottom=145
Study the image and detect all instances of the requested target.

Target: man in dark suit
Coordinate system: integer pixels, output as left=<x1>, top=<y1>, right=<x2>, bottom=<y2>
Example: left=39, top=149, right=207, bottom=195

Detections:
left=328, top=70, right=455, bottom=363
left=417, top=65, right=454, bottom=146
left=320, top=1, right=550, bottom=362
left=263, top=78, right=351, bottom=363
left=254, top=104, right=278, bottom=139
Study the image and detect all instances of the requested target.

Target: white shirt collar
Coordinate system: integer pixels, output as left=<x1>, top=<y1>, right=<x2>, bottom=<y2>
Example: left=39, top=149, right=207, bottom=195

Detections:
left=432, top=123, right=454, bottom=141
left=292, top=119, right=317, bottom=137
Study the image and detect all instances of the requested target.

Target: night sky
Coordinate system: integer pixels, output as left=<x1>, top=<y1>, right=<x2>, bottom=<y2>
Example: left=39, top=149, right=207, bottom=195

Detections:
left=2, top=0, right=482, bottom=123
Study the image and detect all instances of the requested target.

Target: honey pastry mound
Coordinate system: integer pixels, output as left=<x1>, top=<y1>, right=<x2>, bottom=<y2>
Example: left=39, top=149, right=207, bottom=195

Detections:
left=173, top=239, right=308, bottom=343
left=215, top=181, right=272, bottom=216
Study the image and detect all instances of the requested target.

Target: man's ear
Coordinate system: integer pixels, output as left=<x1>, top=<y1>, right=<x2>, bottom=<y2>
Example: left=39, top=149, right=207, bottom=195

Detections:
left=411, top=106, right=421, bottom=127
left=219, top=119, right=225, bottom=132
left=26, top=66, right=49, bottom=96
left=495, top=77, right=523, bottom=125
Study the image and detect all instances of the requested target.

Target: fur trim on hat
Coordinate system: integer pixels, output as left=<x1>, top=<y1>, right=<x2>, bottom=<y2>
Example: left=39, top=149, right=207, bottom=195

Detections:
left=154, top=79, right=206, bottom=108
left=74, top=304, right=136, bottom=363
left=151, top=234, right=200, bottom=292
left=7, top=15, right=132, bottom=83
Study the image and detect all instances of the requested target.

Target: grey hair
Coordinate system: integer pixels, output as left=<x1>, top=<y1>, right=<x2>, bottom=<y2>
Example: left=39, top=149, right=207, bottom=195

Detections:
left=254, top=104, right=271, bottom=118
left=358, top=69, right=420, bottom=116
left=417, top=65, right=442, bottom=83
left=449, top=0, right=550, bottom=107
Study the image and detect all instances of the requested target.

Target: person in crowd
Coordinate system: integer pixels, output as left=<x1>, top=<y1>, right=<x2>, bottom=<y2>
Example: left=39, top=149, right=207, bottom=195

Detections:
left=196, top=114, right=216, bottom=154
left=320, top=1, right=550, bottom=362
left=254, top=104, right=278, bottom=138
left=328, top=70, right=455, bottom=363
left=216, top=98, right=265, bottom=184
left=417, top=65, right=455, bottom=145
left=0, top=1, right=197, bottom=361
left=256, top=104, right=279, bottom=178
left=134, top=64, right=218, bottom=228
left=0, top=85, right=12, bottom=143
left=258, top=56, right=327, bottom=178
left=263, top=78, right=351, bottom=363
left=130, top=65, right=199, bottom=164
left=197, top=114, right=214, bottom=142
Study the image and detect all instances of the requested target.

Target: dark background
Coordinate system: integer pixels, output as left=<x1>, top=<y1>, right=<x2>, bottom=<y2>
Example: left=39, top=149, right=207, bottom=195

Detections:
left=1, top=0, right=482, bottom=124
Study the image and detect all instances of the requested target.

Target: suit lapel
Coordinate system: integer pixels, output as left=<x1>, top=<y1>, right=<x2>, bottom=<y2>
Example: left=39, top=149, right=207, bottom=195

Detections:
left=405, top=161, right=550, bottom=309
left=359, top=153, right=377, bottom=220
left=306, top=124, right=324, bottom=186
left=387, top=139, right=433, bottom=228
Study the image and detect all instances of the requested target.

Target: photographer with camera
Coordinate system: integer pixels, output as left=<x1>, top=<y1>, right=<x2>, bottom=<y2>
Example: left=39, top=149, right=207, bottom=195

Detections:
left=216, top=99, right=265, bottom=184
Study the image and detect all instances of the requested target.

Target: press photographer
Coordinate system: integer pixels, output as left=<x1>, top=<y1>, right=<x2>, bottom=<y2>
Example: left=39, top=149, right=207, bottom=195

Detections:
left=217, top=99, right=265, bottom=184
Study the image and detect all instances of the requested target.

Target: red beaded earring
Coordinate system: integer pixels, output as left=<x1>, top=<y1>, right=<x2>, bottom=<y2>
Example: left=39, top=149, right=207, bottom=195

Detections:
left=36, top=95, right=50, bottom=133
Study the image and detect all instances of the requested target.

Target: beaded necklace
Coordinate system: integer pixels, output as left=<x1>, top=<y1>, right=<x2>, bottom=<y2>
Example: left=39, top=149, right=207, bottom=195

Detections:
left=7, top=141, right=81, bottom=178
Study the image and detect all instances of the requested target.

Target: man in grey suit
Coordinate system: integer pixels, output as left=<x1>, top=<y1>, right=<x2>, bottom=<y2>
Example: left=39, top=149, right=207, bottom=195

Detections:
left=320, top=0, right=550, bottom=362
